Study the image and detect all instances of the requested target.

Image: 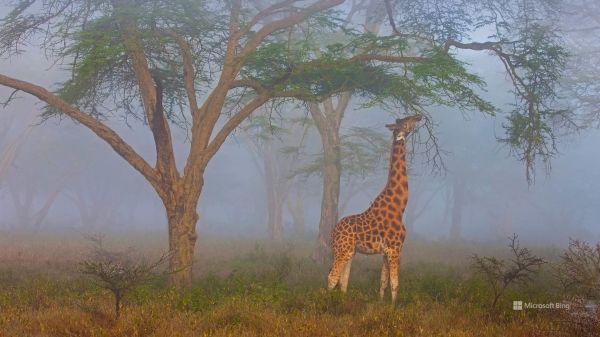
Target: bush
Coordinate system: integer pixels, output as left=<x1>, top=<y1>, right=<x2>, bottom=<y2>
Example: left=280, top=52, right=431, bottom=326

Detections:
left=471, top=234, right=545, bottom=310
left=79, top=234, right=168, bottom=319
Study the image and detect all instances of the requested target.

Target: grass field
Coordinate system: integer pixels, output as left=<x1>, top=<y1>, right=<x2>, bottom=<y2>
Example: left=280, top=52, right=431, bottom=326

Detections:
left=0, top=231, right=590, bottom=336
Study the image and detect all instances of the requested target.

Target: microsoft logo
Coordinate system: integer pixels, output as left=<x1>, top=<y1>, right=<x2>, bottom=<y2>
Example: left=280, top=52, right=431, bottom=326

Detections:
left=513, top=301, right=523, bottom=310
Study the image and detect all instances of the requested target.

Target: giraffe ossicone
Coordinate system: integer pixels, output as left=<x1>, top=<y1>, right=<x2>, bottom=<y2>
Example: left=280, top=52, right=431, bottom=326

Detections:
left=327, top=114, right=422, bottom=304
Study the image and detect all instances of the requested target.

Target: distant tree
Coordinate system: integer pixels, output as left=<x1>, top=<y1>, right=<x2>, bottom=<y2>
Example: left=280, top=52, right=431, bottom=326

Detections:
left=285, top=176, right=308, bottom=235
left=403, top=177, right=443, bottom=234
left=295, top=125, right=390, bottom=212
left=65, top=183, right=120, bottom=230
left=241, top=111, right=311, bottom=240
left=1, top=114, right=69, bottom=230
left=0, top=115, right=31, bottom=190
left=7, top=178, right=63, bottom=230
left=559, top=0, right=600, bottom=127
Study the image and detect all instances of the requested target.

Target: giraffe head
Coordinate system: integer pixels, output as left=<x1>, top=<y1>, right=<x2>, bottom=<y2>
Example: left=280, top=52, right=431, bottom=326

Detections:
left=385, top=115, right=422, bottom=143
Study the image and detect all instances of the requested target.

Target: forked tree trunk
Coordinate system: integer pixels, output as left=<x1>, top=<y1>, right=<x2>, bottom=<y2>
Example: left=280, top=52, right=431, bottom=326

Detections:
left=165, top=201, right=199, bottom=288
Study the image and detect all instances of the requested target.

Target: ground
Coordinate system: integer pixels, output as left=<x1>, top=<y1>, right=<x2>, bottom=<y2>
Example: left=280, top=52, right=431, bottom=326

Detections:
left=0, top=231, right=580, bottom=336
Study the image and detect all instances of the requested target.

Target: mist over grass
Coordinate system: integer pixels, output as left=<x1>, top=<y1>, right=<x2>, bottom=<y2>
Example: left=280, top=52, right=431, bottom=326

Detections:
left=0, top=232, right=582, bottom=336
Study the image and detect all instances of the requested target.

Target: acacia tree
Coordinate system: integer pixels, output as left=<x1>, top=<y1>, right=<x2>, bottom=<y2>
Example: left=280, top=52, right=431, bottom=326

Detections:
left=0, top=0, right=351, bottom=287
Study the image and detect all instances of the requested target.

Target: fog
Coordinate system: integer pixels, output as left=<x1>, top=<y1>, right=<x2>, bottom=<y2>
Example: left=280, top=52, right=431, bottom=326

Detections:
left=0, top=2, right=598, bottom=246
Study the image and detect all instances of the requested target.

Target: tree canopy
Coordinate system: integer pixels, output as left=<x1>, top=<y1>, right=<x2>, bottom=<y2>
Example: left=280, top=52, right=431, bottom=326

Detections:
left=0, top=0, right=573, bottom=182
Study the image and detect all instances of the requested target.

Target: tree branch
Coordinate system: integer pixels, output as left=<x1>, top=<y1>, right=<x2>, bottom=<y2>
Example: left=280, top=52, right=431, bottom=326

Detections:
left=159, top=29, right=199, bottom=114
left=443, top=39, right=528, bottom=98
left=236, top=0, right=345, bottom=66
left=0, top=73, right=159, bottom=189
left=113, top=4, right=178, bottom=182
left=229, top=79, right=268, bottom=93
left=203, top=93, right=271, bottom=164
left=239, top=0, right=302, bottom=38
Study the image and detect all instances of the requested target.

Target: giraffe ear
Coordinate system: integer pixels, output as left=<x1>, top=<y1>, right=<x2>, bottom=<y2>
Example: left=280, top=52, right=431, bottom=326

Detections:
left=385, top=123, right=397, bottom=131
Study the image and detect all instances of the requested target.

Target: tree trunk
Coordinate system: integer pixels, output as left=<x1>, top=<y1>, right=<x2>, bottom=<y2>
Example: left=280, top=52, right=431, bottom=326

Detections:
left=268, top=197, right=284, bottom=240
left=309, top=96, right=347, bottom=264
left=263, top=147, right=284, bottom=240
left=286, top=182, right=306, bottom=236
left=313, top=134, right=341, bottom=263
left=449, top=177, right=465, bottom=240
left=164, top=192, right=200, bottom=288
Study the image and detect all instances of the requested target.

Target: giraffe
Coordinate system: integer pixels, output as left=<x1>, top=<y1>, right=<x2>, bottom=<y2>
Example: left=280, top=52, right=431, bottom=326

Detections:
left=327, top=114, right=422, bottom=304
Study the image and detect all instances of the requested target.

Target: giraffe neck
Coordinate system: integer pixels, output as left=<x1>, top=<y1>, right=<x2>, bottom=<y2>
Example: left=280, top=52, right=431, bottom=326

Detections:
left=386, top=140, right=407, bottom=188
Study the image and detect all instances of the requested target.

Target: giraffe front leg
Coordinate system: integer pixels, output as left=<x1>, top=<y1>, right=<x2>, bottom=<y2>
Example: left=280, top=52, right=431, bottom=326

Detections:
left=339, top=257, right=353, bottom=293
left=385, top=249, right=401, bottom=305
left=379, top=256, right=389, bottom=300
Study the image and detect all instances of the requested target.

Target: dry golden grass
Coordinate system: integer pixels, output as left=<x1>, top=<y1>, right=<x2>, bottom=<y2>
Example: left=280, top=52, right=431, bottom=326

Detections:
left=1, top=296, right=566, bottom=337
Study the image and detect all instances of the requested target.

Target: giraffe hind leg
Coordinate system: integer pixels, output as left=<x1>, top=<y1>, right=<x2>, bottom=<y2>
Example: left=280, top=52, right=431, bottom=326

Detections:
left=339, top=257, right=353, bottom=293
left=379, top=256, right=389, bottom=300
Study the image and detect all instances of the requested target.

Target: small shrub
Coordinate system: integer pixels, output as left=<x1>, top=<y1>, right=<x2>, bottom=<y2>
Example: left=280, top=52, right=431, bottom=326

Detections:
left=471, top=234, right=545, bottom=310
left=79, top=234, right=168, bottom=319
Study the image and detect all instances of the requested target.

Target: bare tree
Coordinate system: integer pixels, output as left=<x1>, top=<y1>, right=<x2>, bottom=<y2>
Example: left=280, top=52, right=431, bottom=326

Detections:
left=0, top=115, right=32, bottom=189
left=472, top=234, right=546, bottom=310
left=80, top=234, right=169, bottom=320
left=7, top=178, right=63, bottom=230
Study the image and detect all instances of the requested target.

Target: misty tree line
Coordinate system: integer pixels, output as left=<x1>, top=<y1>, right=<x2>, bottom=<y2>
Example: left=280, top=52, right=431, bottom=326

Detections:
left=0, top=0, right=599, bottom=287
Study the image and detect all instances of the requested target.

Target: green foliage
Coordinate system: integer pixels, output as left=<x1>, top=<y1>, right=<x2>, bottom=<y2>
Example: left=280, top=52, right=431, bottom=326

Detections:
left=499, top=23, right=570, bottom=181
left=340, top=127, right=390, bottom=178
left=242, top=35, right=493, bottom=113
left=410, top=50, right=495, bottom=114
left=242, top=115, right=289, bottom=142
left=0, top=0, right=576, bottom=182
